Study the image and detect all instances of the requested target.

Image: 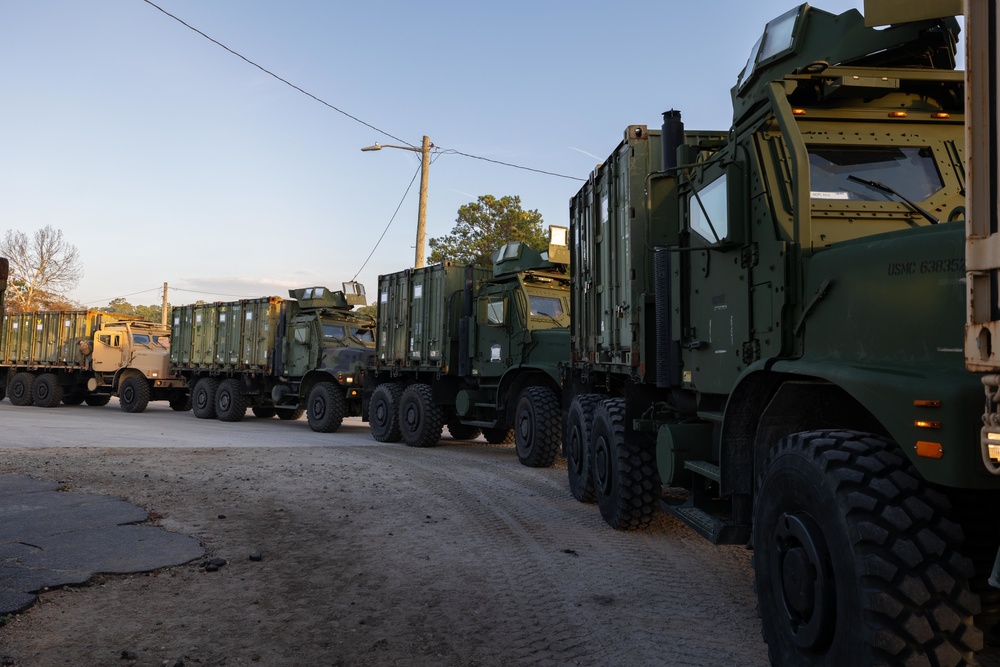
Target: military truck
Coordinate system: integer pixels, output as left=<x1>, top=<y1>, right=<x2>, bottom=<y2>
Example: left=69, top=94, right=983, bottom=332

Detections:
left=362, top=229, right=569, bottom=466
left=170, top=283, right=375, bottom=432
left=564, top=4, right=995, bottom=664
left=0, top=308, right=186, bottom=411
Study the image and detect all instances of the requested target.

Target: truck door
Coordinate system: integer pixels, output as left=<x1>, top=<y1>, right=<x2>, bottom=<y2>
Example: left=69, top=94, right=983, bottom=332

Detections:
left=474, top=288, right=512, bottom=380
left=92, top=330, right=125, bottom=371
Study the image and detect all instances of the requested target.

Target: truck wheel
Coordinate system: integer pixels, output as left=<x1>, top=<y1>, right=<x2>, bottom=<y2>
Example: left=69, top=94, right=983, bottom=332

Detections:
left=447, top=420, right=481, bottom=441
left=169, top=394, right=192, bottom=412
left=277, top=407, right=305, bottom=421
left=753, top=430, right=982, bottom=666
left=8, top=372, right=35, bottom=406
left=566, top=394, right=603, bottom=503
left=192, top=378, right=219, bottom=419
left=252, top=406, right=276, bottom=419
left=482, top=427, right=515, bottom=445
left=84, top=394, right=111, bottom=407
left=370, top=383, right=404, bottom=442
left=307, top=382, right=347, bottom=433
left=216, top=378, right=247, bottom=422
left=33, top=373, right=64, bottom=408
left=119, top=376, right=150, bottom=413
left=399, top=383, right=443, bottom=448
left=591, top=398, right=659, bottom=530
left=514, top=386, right=561, bottom=468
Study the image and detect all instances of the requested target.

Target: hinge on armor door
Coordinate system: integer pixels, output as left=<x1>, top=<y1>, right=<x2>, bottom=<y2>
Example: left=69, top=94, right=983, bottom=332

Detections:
left=741, top=243, right=759, bottom=269
left=742, top=339, right=760, bottom=365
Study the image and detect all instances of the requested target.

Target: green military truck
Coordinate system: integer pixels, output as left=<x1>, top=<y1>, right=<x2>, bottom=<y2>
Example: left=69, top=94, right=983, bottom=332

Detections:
left=564, top=4, right=996, bottom=664
left=170, top=283, right=375, bottom=432
left=0, top=308, right=185, bottom=411
left=363, top=229, right=570, bottom=467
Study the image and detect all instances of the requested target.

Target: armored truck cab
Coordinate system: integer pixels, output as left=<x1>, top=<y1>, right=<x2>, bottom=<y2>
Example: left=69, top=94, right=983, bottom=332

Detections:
left=364, top=228, right=570, bottom=467
left=170, top=283, right=375, bottom=432
left=565, top=4, right=993, bottom=664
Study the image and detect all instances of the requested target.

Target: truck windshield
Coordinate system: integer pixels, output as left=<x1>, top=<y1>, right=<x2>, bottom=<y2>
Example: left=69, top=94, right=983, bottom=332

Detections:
left=808, top=146, right=943, bottom=202
left=323, top=324, right=346, bottom=339
left=529, top=295, right=564, bottom=319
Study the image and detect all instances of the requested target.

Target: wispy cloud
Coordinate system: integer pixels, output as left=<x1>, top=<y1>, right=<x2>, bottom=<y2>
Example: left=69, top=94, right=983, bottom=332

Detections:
left=569, top=147, right=601, bottom=161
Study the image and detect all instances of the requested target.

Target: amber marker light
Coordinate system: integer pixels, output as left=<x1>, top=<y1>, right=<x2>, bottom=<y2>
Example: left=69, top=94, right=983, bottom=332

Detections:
left=931, top=113, right=951, bottom=119
left=889, top=111, right=908, bottom=118
left=915, top=420, right=942, bottom=429
left=792, top=108, right=807, bottom=116
left=916, top=441, right=944, bottom=458
left=913, top=399, right=942, bottom=408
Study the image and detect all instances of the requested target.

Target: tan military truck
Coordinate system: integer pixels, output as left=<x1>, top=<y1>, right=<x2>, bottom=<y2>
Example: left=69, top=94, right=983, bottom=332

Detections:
left=1, top=310, right=188, bottom=412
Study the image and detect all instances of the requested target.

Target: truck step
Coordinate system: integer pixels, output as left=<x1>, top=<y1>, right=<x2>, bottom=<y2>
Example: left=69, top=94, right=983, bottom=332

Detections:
left=683, top=460, right=721, bottom=483
left=660, top=499, right=750, bottom=545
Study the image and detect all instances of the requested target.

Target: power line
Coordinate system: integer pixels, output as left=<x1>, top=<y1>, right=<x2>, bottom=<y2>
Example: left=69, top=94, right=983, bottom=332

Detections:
left=80, top=287, right=162, bottom=306
left=140, top=0, right=415, bottom=148
left=140, top=0, right=585, bottom=181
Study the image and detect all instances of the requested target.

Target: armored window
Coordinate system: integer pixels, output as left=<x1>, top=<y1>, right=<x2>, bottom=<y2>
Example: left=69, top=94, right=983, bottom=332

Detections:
left=529, top=295, right=564, bottom=319
left=99, top=335, right=111, bottom=346
left=323, top=325, right=346, bottom=339
left=807, top=146, right=943, bottom=202
left=481, top=296, right=505, bottom=326
left=690, top=175, right=729, bottom=243
left=132, top=334, right=150, bottom=345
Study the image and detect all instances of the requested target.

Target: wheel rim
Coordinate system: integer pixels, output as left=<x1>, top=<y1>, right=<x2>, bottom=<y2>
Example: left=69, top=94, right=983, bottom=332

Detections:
left=517, top=404, right=533, bottom=449
left=219, top=391, right=231, bottom=411
left=594, top=434, right=611, bottom=495
left=770, top=511, right=835, bottom=650
left=12, top=381, right=24, bottom=400
left=37, top=383, right=49, bottom=401
left=122, top=385, right=133, bottom=404
left=373, top=397, right=387, bottom=426
left=403, top=399, right=418, bottom=432
left=312, top=395, right=326, bottom=419
left=195, top=388, right=208, bottom=410
left=568, top=425, right=584, bottom=475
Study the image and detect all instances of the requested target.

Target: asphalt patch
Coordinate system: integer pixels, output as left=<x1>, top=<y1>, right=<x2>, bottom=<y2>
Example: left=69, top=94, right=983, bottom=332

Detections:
left=0, top=474, right=204, bottom=615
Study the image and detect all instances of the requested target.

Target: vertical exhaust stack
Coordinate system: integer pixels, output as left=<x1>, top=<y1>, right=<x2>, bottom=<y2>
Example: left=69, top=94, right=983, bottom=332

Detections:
left=661, top=109, right=684, bottom=172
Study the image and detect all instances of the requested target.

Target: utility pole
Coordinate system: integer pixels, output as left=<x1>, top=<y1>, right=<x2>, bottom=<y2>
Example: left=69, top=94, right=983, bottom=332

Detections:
left=361, top=135, right=433, bottom=268
left=162, top=282, right=168, bottom=326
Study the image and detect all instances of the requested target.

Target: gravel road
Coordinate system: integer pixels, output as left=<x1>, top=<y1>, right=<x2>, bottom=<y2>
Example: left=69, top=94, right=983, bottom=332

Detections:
left=0, top=400, right=768, bottom=666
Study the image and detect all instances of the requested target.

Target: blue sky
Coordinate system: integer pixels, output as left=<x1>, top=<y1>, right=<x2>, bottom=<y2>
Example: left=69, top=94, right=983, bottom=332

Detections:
left=0, top=1, right=956, bottom=308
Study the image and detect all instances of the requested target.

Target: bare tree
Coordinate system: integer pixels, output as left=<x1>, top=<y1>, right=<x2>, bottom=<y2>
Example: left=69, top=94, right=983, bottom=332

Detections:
left=0, top=226, right=83, bottom=312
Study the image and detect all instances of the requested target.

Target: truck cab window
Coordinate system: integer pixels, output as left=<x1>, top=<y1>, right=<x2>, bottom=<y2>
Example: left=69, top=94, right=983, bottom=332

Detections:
left=132, top=334, right=150, bottom=345
left=529, top=296, right=564, bottom=319
left=481, top=297, right=505, bottom=326
left=808, top=146, right=943, bottom=202
left=690, top=175, right=729, bottom=243
left=323, top=324, right=346, bottom=339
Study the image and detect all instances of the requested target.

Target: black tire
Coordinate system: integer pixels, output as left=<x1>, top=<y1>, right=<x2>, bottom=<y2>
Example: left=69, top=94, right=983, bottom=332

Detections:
left=84, top=394, right=111, bottom=407
left=251, top=406, right=276, bottom=419
left=215, top=378, right=246, bottom=422
left=8, top=372, right=35, bottom=406
left=118, top=376, right=150, bottom=413
left=591, top=398, right=660, bottom=530
left=62, top=394, right=85, bottom=406
left=566, top=394, right=603, bottom=503
left=307, top=381, right=347, bottom=433
left=169, top=394, right=192, bottom=412
left=398, top=383, right=443, bottom=448
left=753, top=430, right=982, bottom=666
left=482, top=427, right=515, bottom=445
left=447, top=420, right=481, bottom=441
left=370, top=383, right=404, bottom=442
left=513, top=386, right=562, bottom=468
left=277, top=407, right=305, bottom=421
left=32, top=373, right=64, bottom=408
left=192, top=378, right=219, bottom=419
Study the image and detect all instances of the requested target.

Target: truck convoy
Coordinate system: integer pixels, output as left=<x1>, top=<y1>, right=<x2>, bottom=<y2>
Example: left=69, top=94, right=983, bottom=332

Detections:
left=561, top=3, right=994, bottom=665
left=0, top=308, right=185, bottom=411
left=362, top=229, right=570, bottom=467
left=170, top=283, right=375, bottom=432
